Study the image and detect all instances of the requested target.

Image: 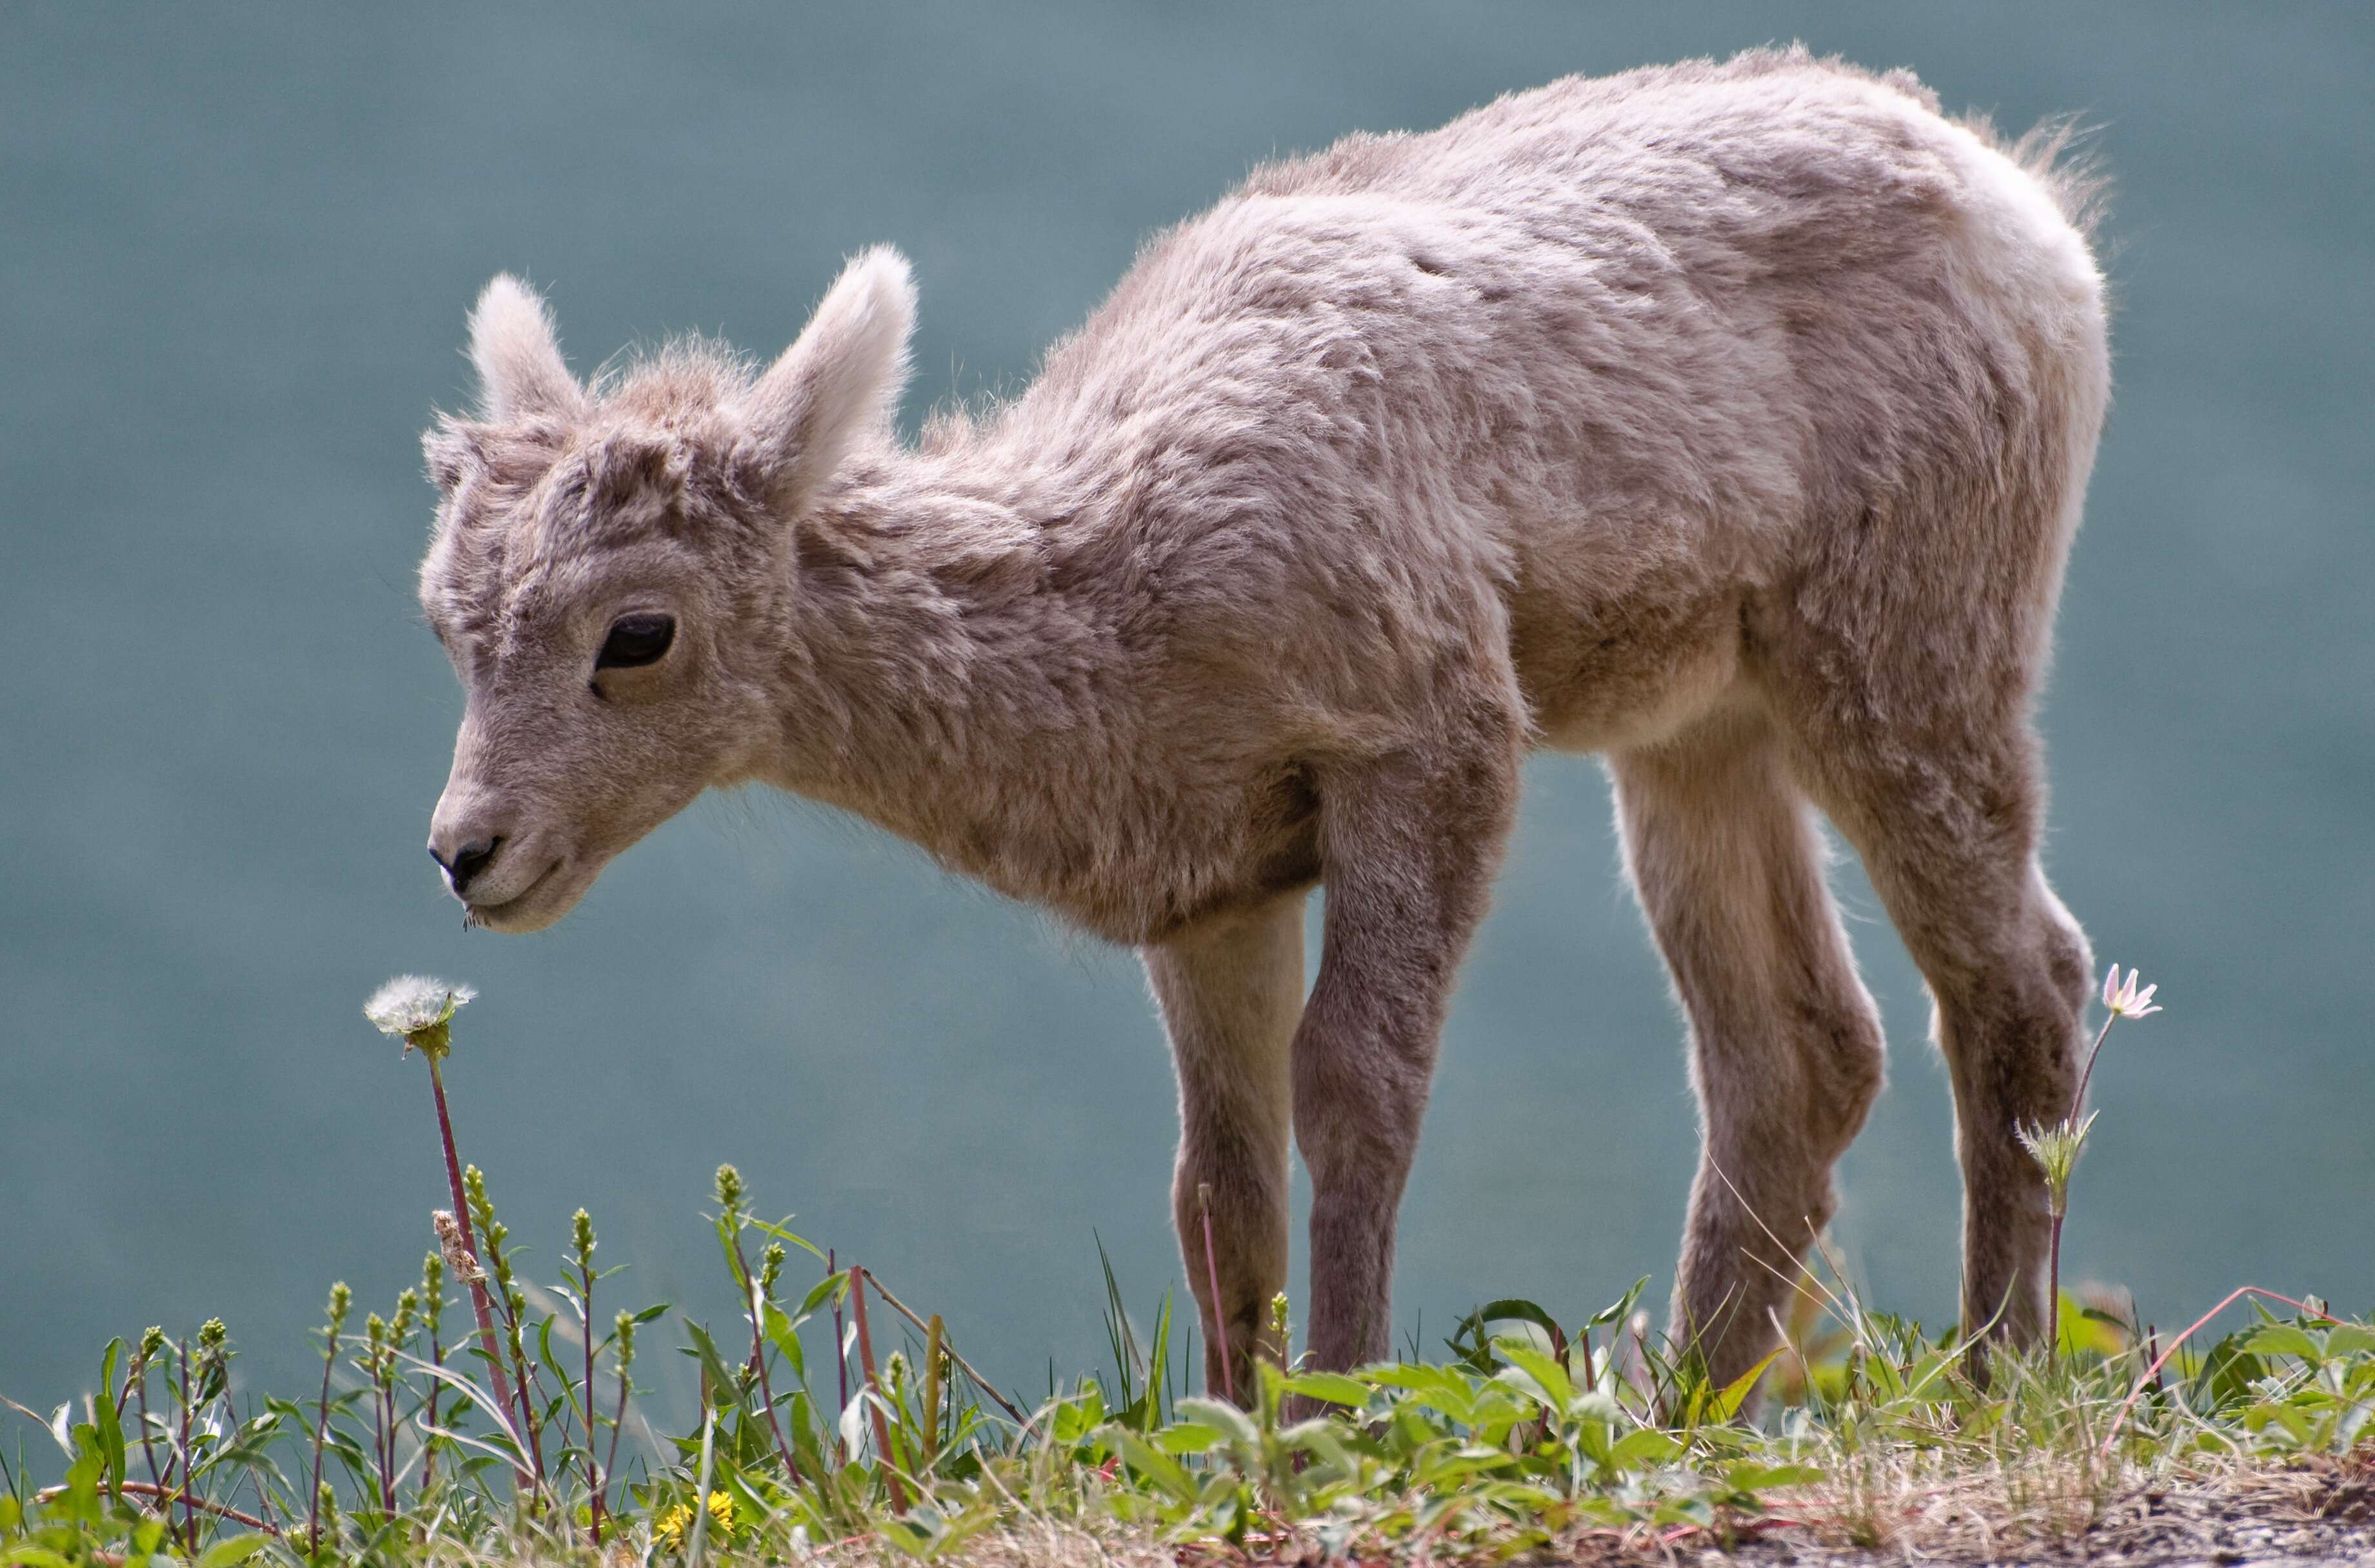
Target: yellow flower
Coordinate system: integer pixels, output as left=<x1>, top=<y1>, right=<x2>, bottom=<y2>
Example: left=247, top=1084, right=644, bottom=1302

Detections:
left=653, top=1491, right=736, bottom=1553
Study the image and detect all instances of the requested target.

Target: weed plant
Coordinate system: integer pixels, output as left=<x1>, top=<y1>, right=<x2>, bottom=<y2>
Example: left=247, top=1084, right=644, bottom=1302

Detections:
left=2, top=971, right=2369, bottom=1566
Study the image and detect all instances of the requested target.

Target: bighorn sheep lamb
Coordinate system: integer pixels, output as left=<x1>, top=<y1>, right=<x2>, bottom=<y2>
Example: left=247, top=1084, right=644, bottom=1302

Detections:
left=417, top=47, right=2110, bottom=1400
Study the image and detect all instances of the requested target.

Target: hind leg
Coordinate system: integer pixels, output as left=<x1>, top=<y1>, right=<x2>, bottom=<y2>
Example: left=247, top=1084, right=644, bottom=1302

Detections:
left=1777, top=696, right=2091, bottom=1352
left=1612, top=707, right=1888, bottom=1389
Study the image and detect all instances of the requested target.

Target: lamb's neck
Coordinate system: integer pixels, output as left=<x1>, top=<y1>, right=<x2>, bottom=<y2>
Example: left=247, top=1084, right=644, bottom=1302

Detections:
left=762, top=445, right=1114, bottom=863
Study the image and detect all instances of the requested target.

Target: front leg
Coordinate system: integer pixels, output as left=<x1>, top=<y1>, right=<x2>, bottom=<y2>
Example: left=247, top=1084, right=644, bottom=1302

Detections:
left=1146, top=891, right=1308, bottom=1401
left=1297, top=737, right=1518, bottom=1371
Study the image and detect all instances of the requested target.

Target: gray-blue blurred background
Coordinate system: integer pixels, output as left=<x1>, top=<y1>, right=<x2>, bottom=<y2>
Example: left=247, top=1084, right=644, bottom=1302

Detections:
left=4, top=4, right=2369, bottom=1420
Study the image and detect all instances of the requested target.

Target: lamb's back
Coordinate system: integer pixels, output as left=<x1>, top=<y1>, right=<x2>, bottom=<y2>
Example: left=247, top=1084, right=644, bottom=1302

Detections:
left=993, top=48, right=2100, bottom=736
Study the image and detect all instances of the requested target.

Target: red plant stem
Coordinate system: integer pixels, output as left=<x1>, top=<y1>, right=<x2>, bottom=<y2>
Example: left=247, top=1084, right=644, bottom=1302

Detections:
left=2098, top=1285, right=2336, bottom=1456
left=2066, top=1011, right=2117, bottom=1125
left=2047, top=1214, right=2065, bottom=1362
left=726, top=1232, right=805, bottom=1485
left=493, top=1284, right=547, bottom=1492
left=601, top=1365, right=630, bottom=1516
left=1198, top=1185, right=1235, bottom=1405
left=177, top=1340, right=195, bottom=1553
left=135, top=1371, right=163, bottom=1495
left=307, top=1325, right=337, bottom=1554
left=242, top=1466, right=283, bottom=1536
left=35, top=1481, right=279, bottom=1536
left=423, top=1058, right=521, bottom=1454
left=420, top=1324, right=441, bottom=1493
left=582, top=1271, right=601, bottom=1545
left=829, top=1247, right=848, bottom=1442
left=850, top=1269, right=907, bottom=1513
left=376, top=1369, right=396, bottom=1519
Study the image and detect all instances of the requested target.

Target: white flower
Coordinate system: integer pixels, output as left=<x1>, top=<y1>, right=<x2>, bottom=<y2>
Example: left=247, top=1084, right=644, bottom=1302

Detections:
left=363, top=975, right=475, bottom=1056
left=2100, top=964, right=2162, bottom=1021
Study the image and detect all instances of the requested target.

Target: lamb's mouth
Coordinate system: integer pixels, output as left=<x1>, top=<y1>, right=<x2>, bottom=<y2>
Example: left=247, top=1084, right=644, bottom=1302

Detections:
left=463, top=859, right=572, bottom=933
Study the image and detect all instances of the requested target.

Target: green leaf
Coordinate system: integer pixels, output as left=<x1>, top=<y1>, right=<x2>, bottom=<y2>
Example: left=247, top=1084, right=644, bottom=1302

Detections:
left=92, top=1401, right=126, bottom=1499
left=1725, top=1460, right=1823, bottom=1491
left=2324, top=1325, right=2375, bottom=1358
left=1149, top=1422, right=1222, bottom=1456
left=761, top=1303, right=807, bottom=1385
left=747, top=1215, right=828, bottom=1264
left=1097, top=1426, right=1198, bottom=1502
left=1171, top=1396, right=1258, bottom=1448
left=1586, top=1279, right=1652, bottom=1329
left=1495, top=1341, right=1575, bottom=1412
left=2243, top=1325, right=2323, bottom=1361
left=681, top=1318, right=745, bottom=1408
left=1710, top=1345, right=1785, bottom=1422
left=1280, top=1371, right=1371, bottom=1409
left=796, top=1271, right=851, bottom=1319
left=1606, top=1428, right=1683, bottom=1472
left=1, top=1548, right=76, bottom=1568
left=194, top=1537, right=272, bottom=1568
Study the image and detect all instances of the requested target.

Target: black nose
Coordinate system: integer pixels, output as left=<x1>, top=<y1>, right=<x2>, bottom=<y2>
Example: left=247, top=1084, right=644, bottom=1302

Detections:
left=430, top=836, right=502, bottom=896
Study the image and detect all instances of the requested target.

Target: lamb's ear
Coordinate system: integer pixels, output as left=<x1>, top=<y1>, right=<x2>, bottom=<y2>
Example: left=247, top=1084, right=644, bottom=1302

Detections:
left=741, top=246, right=915, bottom=509
left=468, top=274, right=587, bottom=422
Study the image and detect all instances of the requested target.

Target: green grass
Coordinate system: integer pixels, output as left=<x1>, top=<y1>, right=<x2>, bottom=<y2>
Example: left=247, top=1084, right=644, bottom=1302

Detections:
left=3, top=979, right=2369, bottom=1566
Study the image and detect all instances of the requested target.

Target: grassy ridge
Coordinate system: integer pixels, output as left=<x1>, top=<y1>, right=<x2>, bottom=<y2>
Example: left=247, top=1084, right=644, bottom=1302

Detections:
left=3, top=977, right=2369, bottom=1565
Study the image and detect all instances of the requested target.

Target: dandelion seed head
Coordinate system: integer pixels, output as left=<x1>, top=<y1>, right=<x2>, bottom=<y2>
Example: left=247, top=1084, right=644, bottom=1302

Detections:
left=364, top=974, right=475, bottom=1058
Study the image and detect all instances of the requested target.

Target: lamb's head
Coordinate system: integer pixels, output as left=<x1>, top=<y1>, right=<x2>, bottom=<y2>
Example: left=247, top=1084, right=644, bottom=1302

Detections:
left=416, top=250, right=915, bottom=931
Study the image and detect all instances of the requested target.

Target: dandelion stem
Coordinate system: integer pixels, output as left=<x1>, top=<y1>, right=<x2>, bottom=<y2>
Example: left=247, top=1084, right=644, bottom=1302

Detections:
left=423, top=1058, right=520, bottom=1462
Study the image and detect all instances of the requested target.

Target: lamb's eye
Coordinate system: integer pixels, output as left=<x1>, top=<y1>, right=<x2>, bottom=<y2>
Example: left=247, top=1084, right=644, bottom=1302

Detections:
left=596, top=612, right=675, bottom=670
